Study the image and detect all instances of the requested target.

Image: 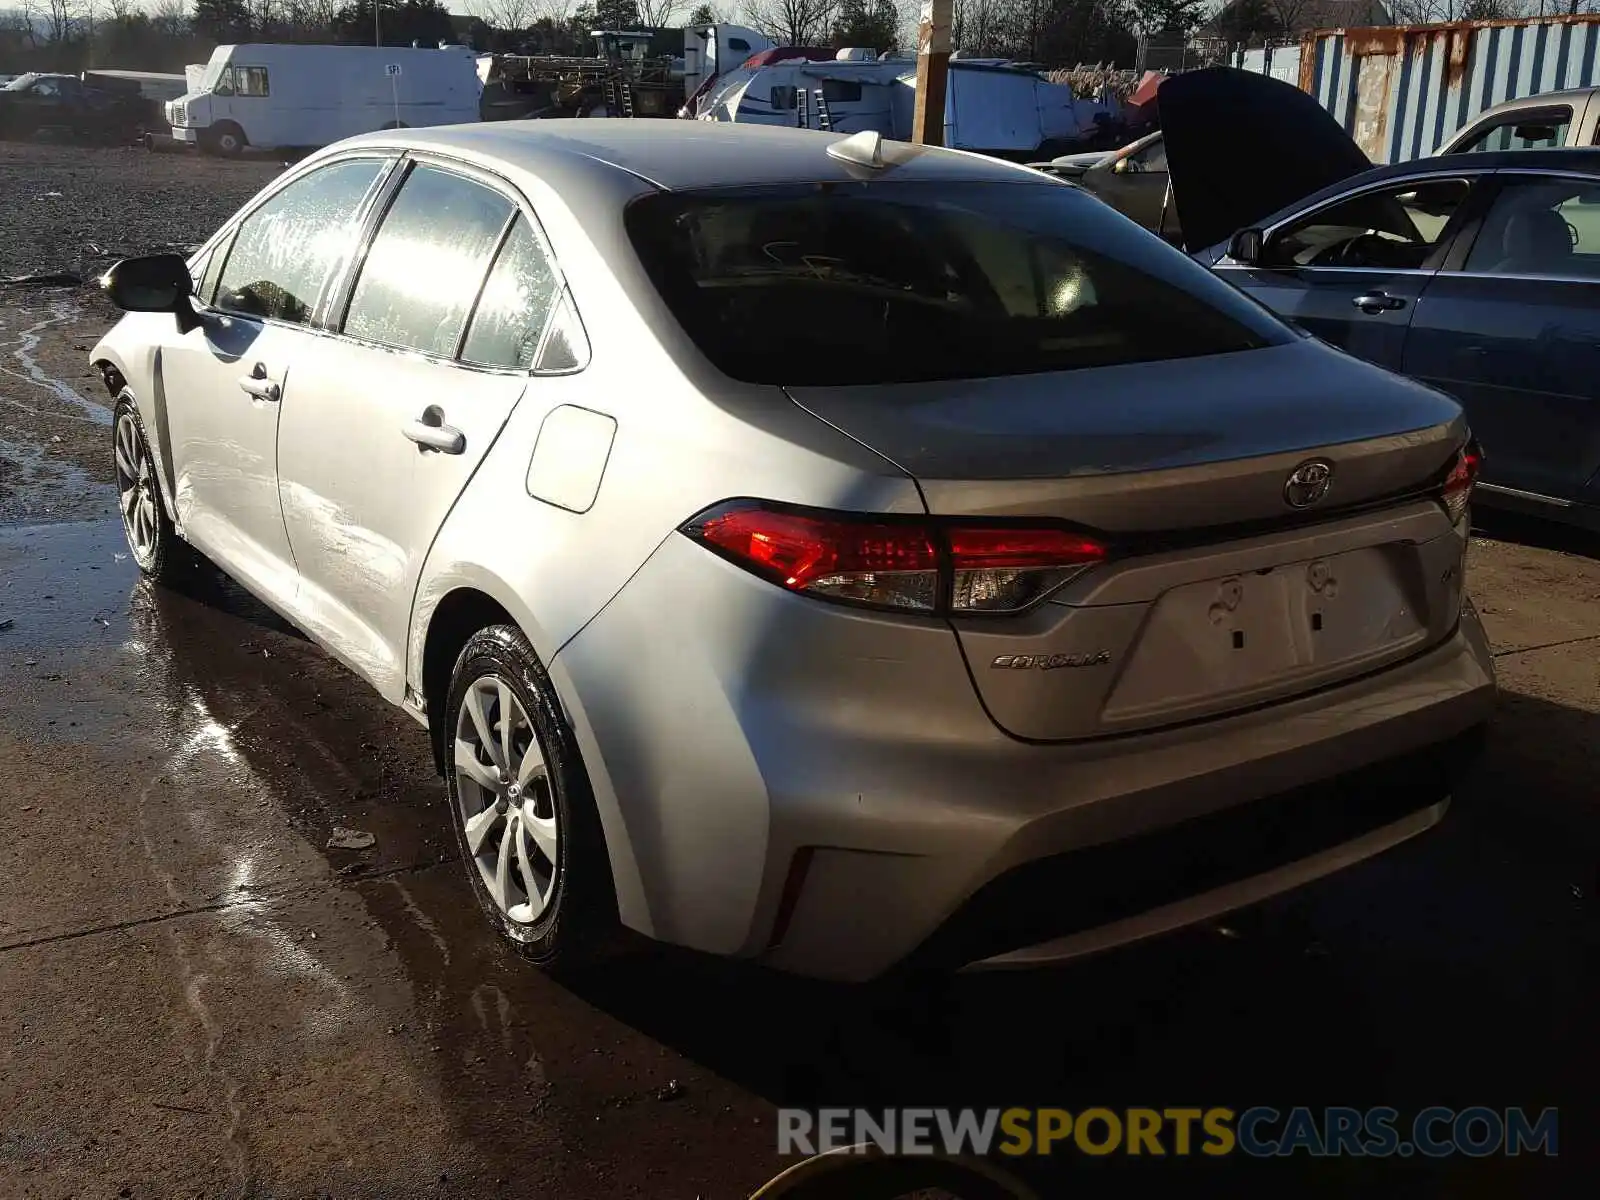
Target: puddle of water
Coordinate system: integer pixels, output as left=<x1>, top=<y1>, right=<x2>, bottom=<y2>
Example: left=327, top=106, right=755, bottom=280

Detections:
left=0, top=291, right=109, bottom=425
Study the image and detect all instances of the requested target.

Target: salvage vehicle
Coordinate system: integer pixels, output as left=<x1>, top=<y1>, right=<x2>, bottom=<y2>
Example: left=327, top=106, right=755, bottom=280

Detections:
left=166, top=42, right=481, bottom=156
left=0, top=72, right=145, bottom=143
left=1162, top=68, right=1600, bottom=531
left=1033, top=129, right=1176, bottom=242
left=91, top=121, right=1494, bottom=982
left=1441, top=86, right=1600, bottom=155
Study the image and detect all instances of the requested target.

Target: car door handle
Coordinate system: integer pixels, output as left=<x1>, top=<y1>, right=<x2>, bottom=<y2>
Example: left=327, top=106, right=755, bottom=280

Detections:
left=1352, top=292, right=1407, bottom=314
left=403, top=418, right=465, bottom=455
left=237, top=364, right=280, bottom=402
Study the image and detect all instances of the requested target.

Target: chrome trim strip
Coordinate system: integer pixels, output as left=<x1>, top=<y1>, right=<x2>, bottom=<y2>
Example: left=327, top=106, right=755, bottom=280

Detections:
left=1477, top=483, right=1574, bottom=507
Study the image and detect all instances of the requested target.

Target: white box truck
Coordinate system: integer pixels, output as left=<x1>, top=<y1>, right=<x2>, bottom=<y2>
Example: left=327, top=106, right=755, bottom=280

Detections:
left=166, top=43, right=480, bottom=156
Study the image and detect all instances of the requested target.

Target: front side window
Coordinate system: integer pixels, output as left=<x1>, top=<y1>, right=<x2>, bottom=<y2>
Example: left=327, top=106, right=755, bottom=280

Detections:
left=625, top=181, right=1290, bottom=386
left=1262, top=178, right=1471, bottom=270
left=1450, top=107, right=1571, bottom=154
left=216, top=157, right=387, bottom=325
left=212, top=65, right=235, bottom=96
left=343, top=164, right=514, bottom=357
left=1463, top=176, right=1600, bottom=278
left=234, top=67, right=269, bottom=97
left=460, top=215, right=561, bottom=369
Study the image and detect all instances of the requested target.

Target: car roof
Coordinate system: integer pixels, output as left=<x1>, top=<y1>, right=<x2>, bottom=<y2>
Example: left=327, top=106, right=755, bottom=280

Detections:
left=1478, top=87, right=1600, bottom=114
left=1248, top=146, right=1600, bottom=236
left=334, top=119, right=1049, bottom=192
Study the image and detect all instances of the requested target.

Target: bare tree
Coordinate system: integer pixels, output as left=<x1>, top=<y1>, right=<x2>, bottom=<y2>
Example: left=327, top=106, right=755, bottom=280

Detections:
left=470, top=0, right=538, bottom=28
left=635, top=0, right=683, bottom=24
left=746, top=0, right=837, bottom=43
left=149, top=0, right=190, bottom=36
left=24, top=0, right=81, bottom=45
left=951, top=0, right=1005, bottom=56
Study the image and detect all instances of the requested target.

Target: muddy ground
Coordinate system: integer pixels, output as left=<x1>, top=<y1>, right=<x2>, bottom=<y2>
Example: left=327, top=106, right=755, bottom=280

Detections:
left=0, top=143, right=1595, bottom=1198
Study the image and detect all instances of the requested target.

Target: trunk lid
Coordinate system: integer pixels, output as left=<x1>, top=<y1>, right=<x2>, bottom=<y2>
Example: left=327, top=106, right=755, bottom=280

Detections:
left=786, top=340, right=1470, bottom=740
left=1157, top=67, right=1372, bottom=252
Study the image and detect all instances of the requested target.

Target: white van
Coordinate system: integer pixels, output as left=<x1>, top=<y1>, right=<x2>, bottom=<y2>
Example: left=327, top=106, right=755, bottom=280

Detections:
left=166, top=43, right=480, bottom=156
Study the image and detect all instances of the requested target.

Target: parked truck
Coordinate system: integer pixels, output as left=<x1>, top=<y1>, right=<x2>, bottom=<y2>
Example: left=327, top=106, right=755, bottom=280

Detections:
left=165, top=42, right=481, bottom=156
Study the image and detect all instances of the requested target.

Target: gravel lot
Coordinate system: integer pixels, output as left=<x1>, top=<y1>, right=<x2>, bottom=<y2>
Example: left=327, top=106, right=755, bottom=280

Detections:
left=0, top=143, right=280, bottom=524
left=0, top=141, right=282, bottom=280
left=0, top=141, right=1593, bottom=1198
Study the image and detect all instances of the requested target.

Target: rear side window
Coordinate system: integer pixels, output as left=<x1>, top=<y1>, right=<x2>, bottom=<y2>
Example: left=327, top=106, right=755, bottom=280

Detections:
left=625, top=182, right=1290, bottom=385
left=234, top=67, right=269, bottom=97
left=344, top=164, right=515, bottom=357
left=1450, top=107, right=1572, bottom=153
left=216, top=157, right=386, bottom=325
left=460, top=216, right=560, bottom=369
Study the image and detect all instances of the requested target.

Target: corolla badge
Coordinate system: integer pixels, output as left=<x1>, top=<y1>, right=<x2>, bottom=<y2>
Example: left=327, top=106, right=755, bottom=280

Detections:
left=991, top=651, right=1112, bottom=670
left=1283, top=459, right=1334, bottom=508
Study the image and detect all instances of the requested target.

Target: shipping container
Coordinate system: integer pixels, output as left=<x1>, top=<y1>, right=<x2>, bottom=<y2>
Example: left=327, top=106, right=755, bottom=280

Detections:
left=1291, top=14, right=1600, bottom=162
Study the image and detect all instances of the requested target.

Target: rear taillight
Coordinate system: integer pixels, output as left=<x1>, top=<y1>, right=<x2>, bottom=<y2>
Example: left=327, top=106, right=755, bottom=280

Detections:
left=1439, top=440, right=1482, bottom=525
left=681, top=500, right=1107, bottom=615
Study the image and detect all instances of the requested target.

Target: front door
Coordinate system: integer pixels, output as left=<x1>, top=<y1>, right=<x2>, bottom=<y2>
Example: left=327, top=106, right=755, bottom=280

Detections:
left=1403, top=174, right=1600, bottom=501
left=155, top=154, right=393, bottom=597
left=274, top=162, right=566, bottom=698
left=1217, top=176, right=1477, bottom=372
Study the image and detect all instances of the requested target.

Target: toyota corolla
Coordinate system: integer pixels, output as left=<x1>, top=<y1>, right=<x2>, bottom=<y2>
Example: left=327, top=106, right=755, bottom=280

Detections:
left=90, top=121, right=1495, bottom=982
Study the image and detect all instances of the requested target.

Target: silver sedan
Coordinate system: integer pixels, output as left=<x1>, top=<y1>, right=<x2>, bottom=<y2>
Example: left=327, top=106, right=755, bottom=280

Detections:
left=90, top=120, right=1495, bottom=982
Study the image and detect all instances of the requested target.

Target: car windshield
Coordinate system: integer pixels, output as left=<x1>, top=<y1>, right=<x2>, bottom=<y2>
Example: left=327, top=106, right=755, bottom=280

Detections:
left=199, top=57, right=230, bottom=92
left=625, top=180, right=1290, bottom=386
left=2, top=73, right=41, bottom=91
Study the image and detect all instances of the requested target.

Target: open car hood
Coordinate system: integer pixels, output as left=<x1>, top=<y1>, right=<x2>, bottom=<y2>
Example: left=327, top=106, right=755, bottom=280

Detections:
left=1158, top=67, right=1372, bottom=252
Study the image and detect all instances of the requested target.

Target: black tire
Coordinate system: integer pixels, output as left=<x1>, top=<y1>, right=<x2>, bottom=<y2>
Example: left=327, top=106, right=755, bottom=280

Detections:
left=442, top=624, right=618, bottom=971
left=112, top=394, right=197, bottom=586
left=204, top=122, right=245, bottom=157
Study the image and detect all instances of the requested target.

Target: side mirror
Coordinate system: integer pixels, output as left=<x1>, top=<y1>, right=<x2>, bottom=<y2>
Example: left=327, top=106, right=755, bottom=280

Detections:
left=1227, top=227, right=1264, bottom=266
left=1112, top=157, right=1133, bottom=175
left=101, top=254, right=200, bottom=331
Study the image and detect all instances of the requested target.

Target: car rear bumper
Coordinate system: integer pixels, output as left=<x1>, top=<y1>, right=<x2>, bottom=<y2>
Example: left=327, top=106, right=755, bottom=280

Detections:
left=554, top=535, right=1496, bottom=983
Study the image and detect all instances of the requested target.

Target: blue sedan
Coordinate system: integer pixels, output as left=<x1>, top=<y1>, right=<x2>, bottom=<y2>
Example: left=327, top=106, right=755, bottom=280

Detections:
left=1163, top=69, right=1600, bottom=531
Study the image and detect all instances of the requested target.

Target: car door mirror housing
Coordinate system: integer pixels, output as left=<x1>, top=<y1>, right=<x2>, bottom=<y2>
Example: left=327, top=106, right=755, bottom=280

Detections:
left=102, top=254, right=200, bottom=331
left=1228, top=227, right=1264, bottom=265
left=1112, top=157, right=1133, bottom=175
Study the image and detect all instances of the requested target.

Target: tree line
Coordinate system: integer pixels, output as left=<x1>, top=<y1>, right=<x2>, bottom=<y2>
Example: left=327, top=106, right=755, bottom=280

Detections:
left=2, top=0, right=1589, bottom=78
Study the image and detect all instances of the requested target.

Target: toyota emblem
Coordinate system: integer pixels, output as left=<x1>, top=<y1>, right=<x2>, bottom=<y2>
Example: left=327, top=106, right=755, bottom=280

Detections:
left=1284, top=459, right=1334, bottom=508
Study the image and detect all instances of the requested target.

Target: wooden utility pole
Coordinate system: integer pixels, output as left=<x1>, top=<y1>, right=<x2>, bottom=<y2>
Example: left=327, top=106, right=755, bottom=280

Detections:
left=911, top=0, right=952, bottom=146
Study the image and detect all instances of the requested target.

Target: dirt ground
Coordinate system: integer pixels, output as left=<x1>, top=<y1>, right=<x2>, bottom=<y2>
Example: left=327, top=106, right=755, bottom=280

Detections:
left=0, top=142, right=1595, bottom=1199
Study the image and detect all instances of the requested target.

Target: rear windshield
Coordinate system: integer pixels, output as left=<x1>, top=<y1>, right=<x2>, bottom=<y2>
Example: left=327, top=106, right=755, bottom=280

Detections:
left=624, top=181, right=1292, bottom=386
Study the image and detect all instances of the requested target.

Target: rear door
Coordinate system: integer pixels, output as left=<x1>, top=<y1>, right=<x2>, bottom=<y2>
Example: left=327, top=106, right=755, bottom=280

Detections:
left=1214, top=174, right=1481, bottom=371
left=1402, top=170, right=1600, bottom=502
left=272, top=157, right=569, bottom=698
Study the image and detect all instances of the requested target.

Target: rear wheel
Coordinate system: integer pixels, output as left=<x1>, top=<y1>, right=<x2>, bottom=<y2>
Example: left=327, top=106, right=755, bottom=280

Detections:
left=442, top=625, right=617, bottom=970
left=112, top=395, right=193, bottom=585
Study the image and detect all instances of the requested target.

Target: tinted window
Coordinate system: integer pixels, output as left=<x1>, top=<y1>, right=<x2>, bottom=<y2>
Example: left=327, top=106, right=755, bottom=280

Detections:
left=1263, top=178, right=1470, bottom=270
left=625, top=182, right=1289, bottom=386
left=1451, top=107, right=1571, bottom=153
left=822, top=80, right=862, bottom=103
left=770, top=85, right=797, bottom=111
left=344, top=165, right=514, bottom=357
left=460, top=216, right=561, bottom=369
left=216, top=158, right=386, bottom=325
left=729, top=38, right=751, bottom=52
left=1464, top=176, right=1600, bottom=278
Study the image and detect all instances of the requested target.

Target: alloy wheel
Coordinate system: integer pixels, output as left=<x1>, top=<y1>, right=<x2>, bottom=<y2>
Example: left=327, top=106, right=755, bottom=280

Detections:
left=453, top=675, right=559, bottom=924
left=114, top=411, right=160, bottom=566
